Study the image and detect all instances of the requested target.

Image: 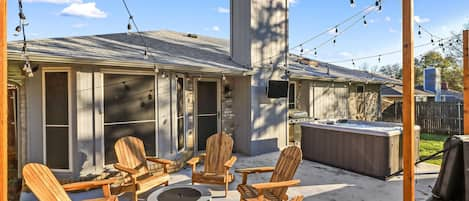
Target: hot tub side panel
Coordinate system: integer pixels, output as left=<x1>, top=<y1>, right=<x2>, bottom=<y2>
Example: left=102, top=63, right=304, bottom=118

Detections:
left=301, top=125, right=420, bottom=179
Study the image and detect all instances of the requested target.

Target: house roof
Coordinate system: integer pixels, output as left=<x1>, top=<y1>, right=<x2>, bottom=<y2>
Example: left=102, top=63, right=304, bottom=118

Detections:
left=8, top=30, right=398, bottom=83
left=440, top=89, right=463, bottom=101
left=8, top=30, right=247, bottom=74
left=381, top=84, right=435, bottom=97
left=288, top=56, right=399, bottom=84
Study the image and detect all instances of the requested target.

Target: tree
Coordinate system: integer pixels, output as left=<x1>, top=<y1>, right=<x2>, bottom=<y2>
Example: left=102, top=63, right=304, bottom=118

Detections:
left=379, top=63, right=402, bottom=80
left=415, top=51, right=462, bottom=91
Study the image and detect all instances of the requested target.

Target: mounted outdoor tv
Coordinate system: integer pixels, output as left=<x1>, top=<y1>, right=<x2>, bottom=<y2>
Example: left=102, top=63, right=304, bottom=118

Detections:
left=267, top=80, right=288, bottom=98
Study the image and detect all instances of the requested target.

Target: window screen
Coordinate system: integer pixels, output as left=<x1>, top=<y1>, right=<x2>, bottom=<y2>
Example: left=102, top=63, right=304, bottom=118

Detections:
left=44, top=71, right=70, bottom=169
left=176, top=77, right=185, bottom=151
left=103, top=74, right=156, bottom=164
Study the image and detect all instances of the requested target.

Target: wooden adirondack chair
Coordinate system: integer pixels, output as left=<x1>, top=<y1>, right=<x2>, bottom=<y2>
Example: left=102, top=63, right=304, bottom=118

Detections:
left=236, top=146, right=302, bottom=201
left=186, top=133, right=237, bottom=197
left=22, top=163, right=118, bottom=201
left=113, top=136, right=172, bottom=201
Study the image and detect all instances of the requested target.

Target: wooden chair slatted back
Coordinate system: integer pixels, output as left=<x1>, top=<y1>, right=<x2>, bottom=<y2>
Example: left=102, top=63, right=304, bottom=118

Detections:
left=204, top=133, right=234, bottom=174
left=23, top=163, right=71, bottom=201
left=270, top=146, right=302, bottom=197
left=114, top=136, right=149, bottom=175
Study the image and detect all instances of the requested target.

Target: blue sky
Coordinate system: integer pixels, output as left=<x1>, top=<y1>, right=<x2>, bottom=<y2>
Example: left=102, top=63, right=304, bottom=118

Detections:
left=6, top=0, right=469, bottom=68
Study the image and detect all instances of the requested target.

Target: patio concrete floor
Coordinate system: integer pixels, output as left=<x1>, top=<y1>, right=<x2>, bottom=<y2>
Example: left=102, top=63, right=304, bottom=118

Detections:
left=21, top=151, right=439, bottom=201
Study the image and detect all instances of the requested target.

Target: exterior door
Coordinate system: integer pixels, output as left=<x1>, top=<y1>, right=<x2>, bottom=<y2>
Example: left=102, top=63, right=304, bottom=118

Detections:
left=7, top=86, right=18, bottom=196
left=196, top=80, right=220, bottom=151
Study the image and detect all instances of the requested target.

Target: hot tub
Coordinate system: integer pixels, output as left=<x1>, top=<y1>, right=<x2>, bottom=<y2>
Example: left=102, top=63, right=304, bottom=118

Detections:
left=301, top=120, right=420, bottom=180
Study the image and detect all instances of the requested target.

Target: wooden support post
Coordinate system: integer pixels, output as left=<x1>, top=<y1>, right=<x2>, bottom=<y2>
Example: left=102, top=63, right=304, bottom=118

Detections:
left=402, top=0, right=415, bottom=200
left=464, top=30, right=469, bottom=134
left=0, top=0, right=7, bottom=200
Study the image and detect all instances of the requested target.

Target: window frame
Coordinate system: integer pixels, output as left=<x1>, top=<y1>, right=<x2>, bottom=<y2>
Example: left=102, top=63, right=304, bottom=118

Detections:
left=288, top=81, right=297, bottom=109
left=174, top=74, right=186, bottom=152
left=42, top=67, right=73, bottom=172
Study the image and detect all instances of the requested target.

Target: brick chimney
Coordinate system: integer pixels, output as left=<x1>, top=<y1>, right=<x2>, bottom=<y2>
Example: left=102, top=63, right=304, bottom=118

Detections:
left=441, top=82, right=448, bottom=90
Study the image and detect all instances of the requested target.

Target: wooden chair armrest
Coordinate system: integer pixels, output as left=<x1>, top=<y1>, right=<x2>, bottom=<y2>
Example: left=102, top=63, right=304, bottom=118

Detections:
left=224, top=156, right=237, bottom=168
left=114, top=163, right=139, bottom=175
left=235, top=166, right=275, bottom=174
left=187, top=157, right=200, bottom=166
left=252, top=179, right=301, bottom=190
left=62, top=178, right=117, bottom=192
left=146, top=157, right=173, bottom=165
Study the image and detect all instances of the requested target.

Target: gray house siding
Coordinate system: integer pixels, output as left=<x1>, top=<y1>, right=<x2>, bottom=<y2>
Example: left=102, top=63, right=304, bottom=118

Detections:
left=232, top=76, right=252, bottom=154
left=292, top=79, right=381, bottom=121
left=18, top=63, right=213, bottom=178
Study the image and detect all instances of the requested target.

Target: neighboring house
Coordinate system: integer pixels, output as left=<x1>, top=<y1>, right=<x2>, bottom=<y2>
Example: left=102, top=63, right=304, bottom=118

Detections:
left=381, top=84, right=435, bottom=102
left=420, top=67, right=462, bottom=102
left=380, top=68, right=462, bottom=106
left=288, top=57, right=397, bottom=121
left=6, top=0, right=396, bottom=179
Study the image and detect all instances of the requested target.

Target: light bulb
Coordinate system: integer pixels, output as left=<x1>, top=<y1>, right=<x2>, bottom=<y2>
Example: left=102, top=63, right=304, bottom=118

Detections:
left=350, top=0, right=356, bottom=8
left=143, top=50, right=148, bottom=60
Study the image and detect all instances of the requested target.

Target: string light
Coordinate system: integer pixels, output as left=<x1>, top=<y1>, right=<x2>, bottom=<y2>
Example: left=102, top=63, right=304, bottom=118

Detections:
left=378, top=55, right=381, bottom=63
left=314, top=48, right=318, bottom=56
left=325, top=34, right=461, bottom=64
left=252, top=2, right=381, bottom=66
left=350, top=0, right=356, bottom=8
left=143, top=49, right=148, bottom=60
left=121, top=0, right=155, bottom=62
left=127, top=16, right=133, bottom=35
left=363, top=16, right=367, bottom=26
left=418, top=25, right=422, bottom=37
left=352, top=59, right=356, bottom=67
left=16, top=0, right=33, bottom=77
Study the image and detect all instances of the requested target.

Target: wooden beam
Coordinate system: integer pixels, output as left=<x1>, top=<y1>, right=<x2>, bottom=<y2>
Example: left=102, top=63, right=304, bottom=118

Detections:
left=402, top=0, right=415, bottom=200
left=0, top=0, right=7, bottom=200
left=464, top=30, right=469, bottom=135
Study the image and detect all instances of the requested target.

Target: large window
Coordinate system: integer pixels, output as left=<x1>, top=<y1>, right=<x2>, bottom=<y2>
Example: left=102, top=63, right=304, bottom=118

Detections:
left=103, top=74, right=156, bottom=164
left=43, top=70, right=71, bottom=170
left=176, top=76, right=185, bottom=151
left=288, top=82, right=296, bottom=109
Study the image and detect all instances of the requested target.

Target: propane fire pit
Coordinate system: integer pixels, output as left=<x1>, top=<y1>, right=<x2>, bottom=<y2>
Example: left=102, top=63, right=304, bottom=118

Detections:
left=147, top=185, right=211, bottom=201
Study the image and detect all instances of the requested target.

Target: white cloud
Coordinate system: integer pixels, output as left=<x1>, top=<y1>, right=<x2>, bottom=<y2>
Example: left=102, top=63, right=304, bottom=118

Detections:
left=72, top=23, right=87, bottom=28
left=389, top=27, right=397, bottom=33
left=288, top=0, right=298, bottom=5
left=23, top=0, right=81, bottom=4
left=61, top=2, right=107, bottom=19
left=414, top=16, right=430, bottom=23
left=217, top=7, right=229, bottom=14
left=385, top=16, right=391, bottom=22
left=212, top=26, right=220, bottom=32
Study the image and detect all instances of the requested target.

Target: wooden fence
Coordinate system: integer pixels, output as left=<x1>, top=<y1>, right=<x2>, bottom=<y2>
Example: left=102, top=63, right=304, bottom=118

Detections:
left=382, top=101, right=463, bottom=135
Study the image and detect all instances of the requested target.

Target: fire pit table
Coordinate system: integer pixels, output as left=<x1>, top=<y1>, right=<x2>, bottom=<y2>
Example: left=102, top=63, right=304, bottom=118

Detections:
left=146, top=185, right=212, bottom=201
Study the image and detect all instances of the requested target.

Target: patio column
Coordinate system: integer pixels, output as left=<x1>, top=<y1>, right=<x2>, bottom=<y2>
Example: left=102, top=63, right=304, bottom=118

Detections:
left=464, top=30, right=469, bottom=134
left=402, top=0, right=415, bottom=201
left=0, top=0, right=8, bottom=200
